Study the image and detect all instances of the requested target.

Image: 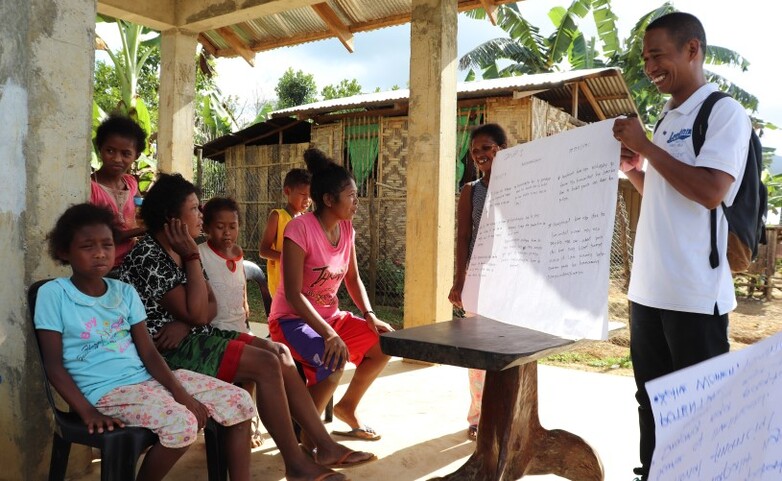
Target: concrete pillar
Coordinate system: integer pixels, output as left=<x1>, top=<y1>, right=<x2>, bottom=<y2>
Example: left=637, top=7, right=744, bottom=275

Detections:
left=0, top=0, right=95, bottom=479
left=158, top=29, right=198, bottom=179
left=404, top=0, right=458, bottom=328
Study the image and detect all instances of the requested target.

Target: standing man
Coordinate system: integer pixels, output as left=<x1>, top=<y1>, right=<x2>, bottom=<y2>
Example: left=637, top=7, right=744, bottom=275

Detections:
left=612, top=12, right=751, bottom=481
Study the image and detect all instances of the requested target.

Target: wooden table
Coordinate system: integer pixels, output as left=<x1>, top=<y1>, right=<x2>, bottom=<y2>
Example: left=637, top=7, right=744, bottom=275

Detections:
left=380, top=316, right=604, bottom=481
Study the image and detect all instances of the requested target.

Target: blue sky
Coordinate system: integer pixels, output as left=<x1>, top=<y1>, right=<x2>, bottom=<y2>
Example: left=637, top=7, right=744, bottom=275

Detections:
left=209, top=0, right=781, bottom=152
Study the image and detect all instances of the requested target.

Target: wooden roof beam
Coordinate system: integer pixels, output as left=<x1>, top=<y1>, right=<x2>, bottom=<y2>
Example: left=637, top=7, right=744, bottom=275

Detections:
left=578, top=82, right=606, bottom=120
left=198, top=34, right=218, bottom=56
left=216, top=27, right=255, bottom=66
left=311, top=2, right=354, bottom=53
left=207, top=0, right=518, bottom=57
left=479, top=0, right=498, bottom=25
left=570, top=81, right=579, bottom=119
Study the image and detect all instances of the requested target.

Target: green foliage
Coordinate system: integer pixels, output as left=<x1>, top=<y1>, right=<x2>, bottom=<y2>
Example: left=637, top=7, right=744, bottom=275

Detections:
left=275, top=68, right=318, bottom=109
left=764, top=169, right=782, bottom=216
left=375, top=259, right=405, bottom=302
left=195, top=90, right=237, bottom=145
left=322, top=78, right=363, bottom=100
left=542, top=352, right=633, bottom=369
left=249, top=101, right=276, bottom=125
left=94, top=17, right=240, bottom=188
left=134, top=154, right=157, bottom=192
left=461, top=1, right=764, bottom=131
left=94, top=48, right=160, bottom=135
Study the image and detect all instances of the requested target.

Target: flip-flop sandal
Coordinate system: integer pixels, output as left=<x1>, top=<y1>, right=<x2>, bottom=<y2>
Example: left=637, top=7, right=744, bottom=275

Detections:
left=318, top=450, right=377, bottom=469
left=467, top=424, right=478, bottom=441
left=331, top=426, right=381, bottom=441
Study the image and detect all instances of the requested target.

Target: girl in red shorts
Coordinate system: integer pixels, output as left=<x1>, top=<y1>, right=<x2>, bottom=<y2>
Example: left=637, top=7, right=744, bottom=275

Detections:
left=269, top=148, right=392, bottom=442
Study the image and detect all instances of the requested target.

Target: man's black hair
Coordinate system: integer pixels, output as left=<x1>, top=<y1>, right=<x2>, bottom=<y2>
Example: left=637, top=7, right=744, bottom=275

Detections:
left=647, top=12, right=707, bottom=57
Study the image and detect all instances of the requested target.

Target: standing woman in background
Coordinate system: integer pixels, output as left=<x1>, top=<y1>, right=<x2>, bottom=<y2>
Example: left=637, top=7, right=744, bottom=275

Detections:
left=448, top=123, right=508, bottom=440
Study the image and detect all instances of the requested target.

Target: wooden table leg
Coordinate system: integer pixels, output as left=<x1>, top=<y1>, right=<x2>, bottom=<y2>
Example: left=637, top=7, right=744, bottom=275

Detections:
left=430, top=363, right=604, bottom=481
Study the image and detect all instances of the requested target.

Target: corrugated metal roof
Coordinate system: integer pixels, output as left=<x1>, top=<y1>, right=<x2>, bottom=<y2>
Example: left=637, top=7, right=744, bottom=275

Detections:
left=270, top=68, right=637, bottom=123
left=200, top=117, right=311, bottom=162
left=198, top=0, right=519, bottom=58
left=203, top=68, right=637, bottom=162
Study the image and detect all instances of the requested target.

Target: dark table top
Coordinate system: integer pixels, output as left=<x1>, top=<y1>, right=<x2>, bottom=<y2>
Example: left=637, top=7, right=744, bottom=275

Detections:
left=380, top=316, right=576, bottom=371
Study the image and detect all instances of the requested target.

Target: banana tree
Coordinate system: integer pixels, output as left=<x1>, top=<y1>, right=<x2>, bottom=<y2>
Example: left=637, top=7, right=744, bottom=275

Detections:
left=95, top=15, right=159, bottom=150
left=461, top=1, right=761, bottom=130
left=460, top=0, right=617, bottom=76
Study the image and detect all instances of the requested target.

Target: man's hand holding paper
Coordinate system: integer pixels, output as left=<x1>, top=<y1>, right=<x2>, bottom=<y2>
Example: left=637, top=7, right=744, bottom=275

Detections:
left=613, top=115, right=647, bottom=172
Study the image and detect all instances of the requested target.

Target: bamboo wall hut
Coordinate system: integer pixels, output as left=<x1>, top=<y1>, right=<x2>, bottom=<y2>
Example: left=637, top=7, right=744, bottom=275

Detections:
left=201, top=68, right=640, bottom=314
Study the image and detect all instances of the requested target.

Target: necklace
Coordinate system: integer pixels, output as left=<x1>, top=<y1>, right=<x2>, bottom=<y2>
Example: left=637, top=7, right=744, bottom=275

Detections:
left=316, top=215, right=340, bottom=247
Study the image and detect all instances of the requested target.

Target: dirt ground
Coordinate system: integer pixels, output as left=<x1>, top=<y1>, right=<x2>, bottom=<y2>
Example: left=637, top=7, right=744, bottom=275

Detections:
left=542, top=283, right=782, bottom=377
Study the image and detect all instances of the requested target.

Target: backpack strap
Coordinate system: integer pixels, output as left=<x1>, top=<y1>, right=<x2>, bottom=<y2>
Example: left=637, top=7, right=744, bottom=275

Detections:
left=653, top=113, right=667, bottom=134
left=693, top=91, right=731, bottom=269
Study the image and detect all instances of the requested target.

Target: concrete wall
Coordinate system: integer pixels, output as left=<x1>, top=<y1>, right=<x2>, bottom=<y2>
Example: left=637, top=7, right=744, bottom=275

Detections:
left=0, top=0, right=95, bottom=479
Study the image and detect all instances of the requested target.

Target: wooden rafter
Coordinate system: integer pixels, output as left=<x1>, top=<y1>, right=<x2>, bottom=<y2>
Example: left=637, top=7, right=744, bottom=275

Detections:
left=197, top=34, right=218, bottom=56
left=578, top=82, right=606, bottom=120
left=570, top=81, right=580, bottom=119
left=311, top=2, right=354, bottom=53
left=479, top=0, right=498, bottom=25
left=216, top=26, right=255, bottom=66
left=202, top=0, right=518, bottom=57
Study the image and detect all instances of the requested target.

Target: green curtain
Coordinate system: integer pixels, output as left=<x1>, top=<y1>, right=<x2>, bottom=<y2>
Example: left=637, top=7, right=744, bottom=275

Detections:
left=345, top=123, right=379, bottom=186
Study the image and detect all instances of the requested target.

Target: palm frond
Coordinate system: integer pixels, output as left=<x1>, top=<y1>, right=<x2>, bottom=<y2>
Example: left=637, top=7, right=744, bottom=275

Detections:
left=706, top=45, right=750, bottom=72
left=591, top=0, right=620, bottom=58
left=459, top=37, right=516, bottom=71
left=704, top=70, right=759, bottom=112
left=547, top=0, right=591, bottom=67
left=497, top=6, right=546, bottom=60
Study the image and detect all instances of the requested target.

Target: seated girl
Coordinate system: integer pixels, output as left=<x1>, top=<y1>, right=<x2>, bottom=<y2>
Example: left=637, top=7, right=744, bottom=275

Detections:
left=120, top=173, right=372, bottom=481
left=34, top=203, right=256, bottom=481
left=268, top=148, right=392, bottom=442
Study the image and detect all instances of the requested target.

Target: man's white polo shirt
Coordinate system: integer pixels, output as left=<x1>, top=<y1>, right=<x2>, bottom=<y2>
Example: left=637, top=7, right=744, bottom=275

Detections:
left=627, top=83, right=751, bottom=315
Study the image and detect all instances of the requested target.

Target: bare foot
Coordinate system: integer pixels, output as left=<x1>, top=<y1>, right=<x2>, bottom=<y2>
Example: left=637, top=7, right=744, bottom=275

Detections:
left=332, top=402, right=360, bottom=429
left=332, top=403, right=381, bottom=440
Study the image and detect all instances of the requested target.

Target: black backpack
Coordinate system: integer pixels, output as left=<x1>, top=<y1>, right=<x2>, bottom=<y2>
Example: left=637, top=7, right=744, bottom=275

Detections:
left=692, top=91, right=767, bottom=273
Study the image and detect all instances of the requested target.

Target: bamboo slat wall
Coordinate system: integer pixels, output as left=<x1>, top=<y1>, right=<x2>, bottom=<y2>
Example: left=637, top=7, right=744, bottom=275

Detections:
left=225, top=142, right=309, bottom=260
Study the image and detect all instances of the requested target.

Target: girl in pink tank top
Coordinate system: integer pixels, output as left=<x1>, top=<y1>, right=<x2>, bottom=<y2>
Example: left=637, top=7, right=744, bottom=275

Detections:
left=269, top=148, right=393, bottom=442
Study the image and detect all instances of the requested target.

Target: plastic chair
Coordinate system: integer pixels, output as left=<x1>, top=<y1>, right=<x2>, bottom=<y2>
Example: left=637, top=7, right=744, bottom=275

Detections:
left=242, top=259, right=272, bottom=318
left=28, top=279, right=228, bottom=481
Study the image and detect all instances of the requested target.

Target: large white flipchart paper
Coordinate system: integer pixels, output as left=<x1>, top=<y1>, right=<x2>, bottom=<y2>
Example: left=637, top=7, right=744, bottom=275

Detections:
left=646, top=331, right=782, bottom=481
left=462, top=119, right=620, bottom=340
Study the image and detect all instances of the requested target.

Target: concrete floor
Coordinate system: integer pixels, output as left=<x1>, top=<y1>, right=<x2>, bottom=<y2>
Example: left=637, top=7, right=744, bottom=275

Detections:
left=70, top=322, right=640, bottom=481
